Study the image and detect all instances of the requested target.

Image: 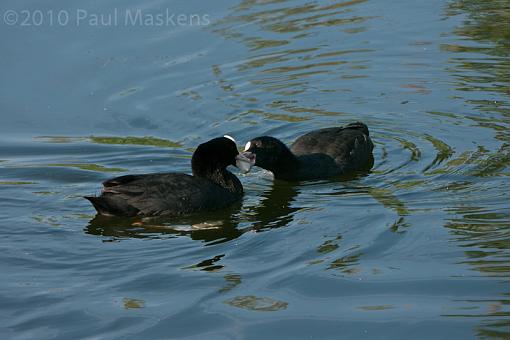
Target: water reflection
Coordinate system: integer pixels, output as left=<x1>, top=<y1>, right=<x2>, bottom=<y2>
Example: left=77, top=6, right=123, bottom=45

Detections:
left=445, top=0, right=510, bottom=130
left=122, top=298, right=145, bottom=309
left=209, top=0, right=377, bottom=122
left=446, top=207, right=510, bottom=277
left=85, top=203, right=244, bottom=243
left=445, top=0, right=510, bottom=269
left=84, top=179, right=302, bottom=242
left=247, top=180, right=300, bottom=231
left=443, top=0, right=510, bottom=336
left=184, top=254, right=226, bottom=272
left=85, top=172, right=385, bottom=244
left=219, top=274, right=243, bottom=293
left=225, top=295, right=288, bottom=312
left=4, top=0, right=510, bottom=336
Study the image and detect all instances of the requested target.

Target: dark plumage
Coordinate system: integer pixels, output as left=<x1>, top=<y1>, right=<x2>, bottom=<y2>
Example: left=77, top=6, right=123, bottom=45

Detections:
left=243, top=122, right=374, bottom=180
left=85, top=136, right=249, bottom=217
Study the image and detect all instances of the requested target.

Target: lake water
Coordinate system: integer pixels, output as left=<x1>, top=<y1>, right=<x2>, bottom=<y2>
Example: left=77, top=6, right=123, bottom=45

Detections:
left=1, top=0, right=509, bottom=338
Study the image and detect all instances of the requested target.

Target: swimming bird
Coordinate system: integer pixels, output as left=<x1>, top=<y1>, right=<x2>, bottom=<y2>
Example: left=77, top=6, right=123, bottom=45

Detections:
left=242, top=122, right=374, bottom=181
left=85, top=136, right=253, bottom=217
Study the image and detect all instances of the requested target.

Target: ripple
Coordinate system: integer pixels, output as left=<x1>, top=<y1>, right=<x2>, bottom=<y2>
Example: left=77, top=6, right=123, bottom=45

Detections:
left=422, top=134, right=455, bottom=173
left=0, top=181, right=37, bottom=186
left=2, top=0, right=510, bottom=338
left=89, top=136, right=182, bottom=148
left=122, top=298, right=145, bottom=309
left=225, top=295, right=288, bottom=312
left=358, top=305, right=395, bottom=311
left=108, top=87, right=143, bottom=101
left=35, top=135, right=183, bottom=148
left=44, top=163, right=126, bottom=173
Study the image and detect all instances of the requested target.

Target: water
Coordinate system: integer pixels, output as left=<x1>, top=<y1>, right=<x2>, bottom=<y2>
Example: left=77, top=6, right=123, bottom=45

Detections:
left=1, top=0, right=509, bottom=338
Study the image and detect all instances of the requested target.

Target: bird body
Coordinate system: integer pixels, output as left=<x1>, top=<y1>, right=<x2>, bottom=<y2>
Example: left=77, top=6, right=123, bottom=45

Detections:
left=85, top=172, right=242, bottom=217
left=85, top=136, right=249, bottom=217
left=244, top=122, right=374, bottom=181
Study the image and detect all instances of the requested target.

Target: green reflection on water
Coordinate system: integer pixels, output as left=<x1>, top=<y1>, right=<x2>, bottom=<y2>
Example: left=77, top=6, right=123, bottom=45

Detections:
left=34, top=136, right=86, bottom=143
left=219, top=274, right=242, bottom=293
left=210, top=0, right=375, bottom=123
left=45, top=163, right=126, bottom=173
left=423, top=134, right=455, bottom=171
left=367, top=187, right=409, bottom=216
left=32, top=191, right=59, bottom=196
left=32, top=215, right=61, bottom=227
left=358, top=305, right=395, bottom=311
left=317, top=238, right=340, bottom=254
left=328, top=253, right=362, bottom=272
left=123, top=298, right=145, bottom=309
left=0, top=181, right=37, bottom=185
left=35, top=135, right=183, bottom=148
left=89, top=136, right=182, bottom=148
left=468, top=143, right=510, bottom=177
left=225, top=295, right=288, bottom=312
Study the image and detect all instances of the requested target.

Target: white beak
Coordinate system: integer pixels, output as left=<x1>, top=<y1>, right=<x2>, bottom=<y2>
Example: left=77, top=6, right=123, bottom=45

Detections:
left=235, top=153, right=255, bottom=173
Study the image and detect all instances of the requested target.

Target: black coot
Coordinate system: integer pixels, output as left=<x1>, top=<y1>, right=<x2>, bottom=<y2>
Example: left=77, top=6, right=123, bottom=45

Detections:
left=85, top=136, right=252, bottom=217
left=243, top=122, right=374, bottom=181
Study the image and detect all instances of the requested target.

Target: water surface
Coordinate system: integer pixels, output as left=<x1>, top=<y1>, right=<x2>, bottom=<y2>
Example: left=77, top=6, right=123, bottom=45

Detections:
left=1, top=0, right=509, bottom=338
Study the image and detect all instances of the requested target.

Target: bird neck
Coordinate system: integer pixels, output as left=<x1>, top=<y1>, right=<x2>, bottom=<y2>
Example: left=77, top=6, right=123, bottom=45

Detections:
left=271, top=148, right=300, bottom=180
left=193, top=167, right=243, bottom=194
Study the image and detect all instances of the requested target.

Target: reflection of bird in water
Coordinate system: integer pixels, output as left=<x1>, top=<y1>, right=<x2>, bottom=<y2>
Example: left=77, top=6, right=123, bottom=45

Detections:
left=246, top=180, right=300, bottom=232
left=243, top=166, right=375, bottom=232
left=85, top=202, right=243, bottom=244
left=85, top=166, right=374, bottom=243
left=84, top=182, right=303, bottom=243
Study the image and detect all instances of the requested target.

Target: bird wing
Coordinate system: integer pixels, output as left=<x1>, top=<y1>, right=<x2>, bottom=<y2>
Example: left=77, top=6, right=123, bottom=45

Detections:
left=290, top=123, right=373, bottom=169
left=99, top=173, right=217, bottom=216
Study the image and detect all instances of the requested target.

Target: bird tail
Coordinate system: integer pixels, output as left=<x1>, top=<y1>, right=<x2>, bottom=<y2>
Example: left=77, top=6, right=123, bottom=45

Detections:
left=346, top=122, right=369, bottom=136
left=84, top=196, right=115, bottom=216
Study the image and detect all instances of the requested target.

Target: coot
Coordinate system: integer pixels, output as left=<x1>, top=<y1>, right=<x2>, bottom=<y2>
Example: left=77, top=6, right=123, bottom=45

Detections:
left=243, top=122, right=374, bottom=180
left=85, top=136, right=253, bottom=217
